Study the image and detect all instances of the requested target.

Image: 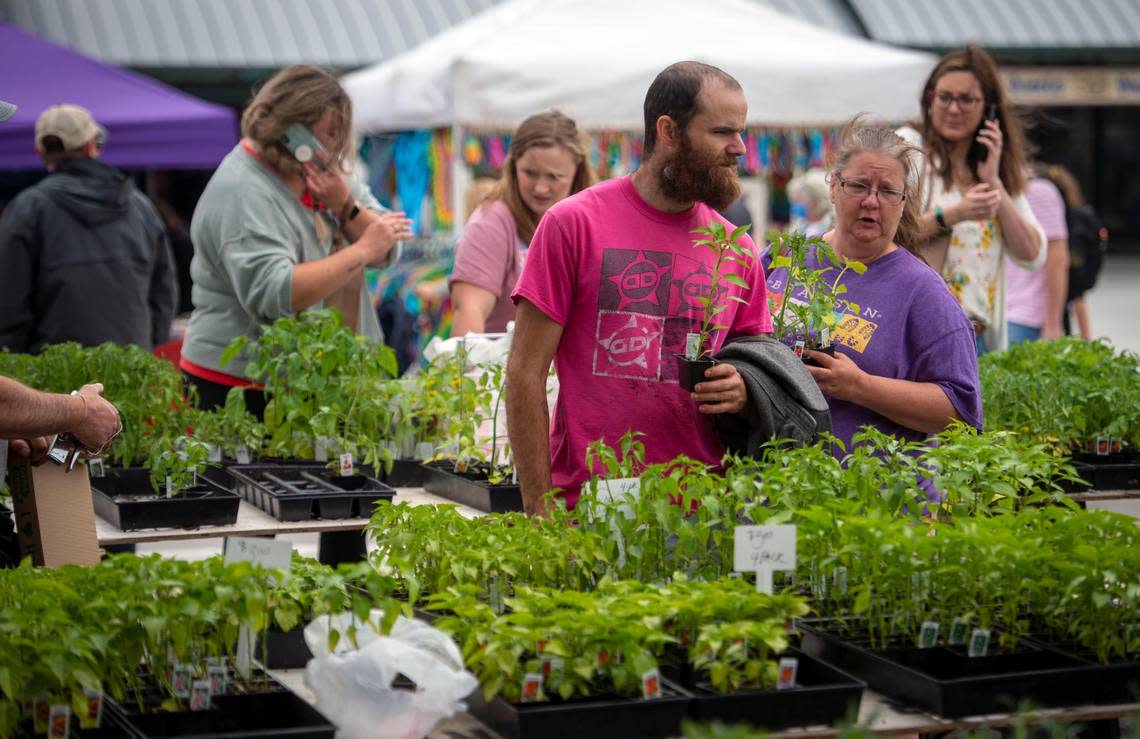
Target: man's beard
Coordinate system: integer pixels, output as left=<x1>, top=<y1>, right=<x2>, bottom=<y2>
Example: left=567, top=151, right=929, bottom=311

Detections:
left=659, top=133, right=741, bottom=210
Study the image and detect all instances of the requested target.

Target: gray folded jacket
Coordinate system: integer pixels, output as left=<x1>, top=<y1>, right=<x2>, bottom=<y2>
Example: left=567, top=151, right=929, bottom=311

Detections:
left=712, top=335, right=831, bottom=459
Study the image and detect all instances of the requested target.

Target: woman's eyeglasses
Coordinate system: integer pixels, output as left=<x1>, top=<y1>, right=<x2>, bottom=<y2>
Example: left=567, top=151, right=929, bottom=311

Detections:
left=933, top=91, right=983, bottom=110
left=835, top=175, right=906, bottom=206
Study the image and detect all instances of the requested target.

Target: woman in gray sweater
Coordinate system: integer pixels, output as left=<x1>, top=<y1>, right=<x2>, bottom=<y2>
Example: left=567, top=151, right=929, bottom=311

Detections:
left=181, top=66, right=410, bottom=412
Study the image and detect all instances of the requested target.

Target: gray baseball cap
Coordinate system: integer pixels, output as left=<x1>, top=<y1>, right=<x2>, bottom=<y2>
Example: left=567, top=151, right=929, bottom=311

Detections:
left=0, top=99, right=16, bottom=123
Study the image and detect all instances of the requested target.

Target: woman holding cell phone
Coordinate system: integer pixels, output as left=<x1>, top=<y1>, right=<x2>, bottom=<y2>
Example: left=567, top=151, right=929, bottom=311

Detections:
left=181, top=65, right=412, bottom=412
left=897, top=46, right=1045, bottom=354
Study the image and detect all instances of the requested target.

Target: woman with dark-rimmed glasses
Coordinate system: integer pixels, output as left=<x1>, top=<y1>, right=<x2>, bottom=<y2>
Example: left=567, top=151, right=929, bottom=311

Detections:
left=898, top=46, right=1046, bottom=355
left=762, top=117, right=982, bottom=454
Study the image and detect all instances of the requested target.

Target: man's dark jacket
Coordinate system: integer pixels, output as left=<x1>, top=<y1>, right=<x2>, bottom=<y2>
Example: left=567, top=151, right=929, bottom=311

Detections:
left=713, top=335, right=831, bottom=458
left=0, top=157, right=177, bottom=352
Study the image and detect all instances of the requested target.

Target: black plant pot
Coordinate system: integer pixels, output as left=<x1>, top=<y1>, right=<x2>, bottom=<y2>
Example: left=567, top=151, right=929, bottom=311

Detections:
left=225, top=464, right=395, bottom=522
left=801, top=343, right=837, bottom=368
left=91, top=468, right=240, bottom=531
left=799, top=620, right=1099, bottom=718
left=675, top=647, right=865, bottom=730
left=382, top=457, right=430, bottom=488
left=676, top=355, right=715, bottom=392
left=254, top=626, right=314, bottom=670
left=421, top=460, right=522, bottom=513
left=465, top=680, right=692, bottom=739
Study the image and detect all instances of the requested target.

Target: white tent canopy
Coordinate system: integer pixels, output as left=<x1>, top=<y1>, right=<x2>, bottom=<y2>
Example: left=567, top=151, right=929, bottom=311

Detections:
left=343, top=0, right=937, bottom=133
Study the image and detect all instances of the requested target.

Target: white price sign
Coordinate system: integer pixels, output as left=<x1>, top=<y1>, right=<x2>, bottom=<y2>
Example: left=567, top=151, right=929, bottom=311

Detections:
left=734, top=525, right=796, bottom=593
left=224, top=536, right=293, bottom=573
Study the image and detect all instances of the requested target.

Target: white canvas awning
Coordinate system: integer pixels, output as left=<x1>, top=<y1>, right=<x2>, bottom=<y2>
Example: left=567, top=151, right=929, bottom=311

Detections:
left=343, top=0, right=937, bottom=133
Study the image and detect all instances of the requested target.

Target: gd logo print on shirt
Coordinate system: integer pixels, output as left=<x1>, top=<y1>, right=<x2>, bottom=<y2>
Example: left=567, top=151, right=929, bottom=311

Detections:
left=594, top=248, right=721, bottom=382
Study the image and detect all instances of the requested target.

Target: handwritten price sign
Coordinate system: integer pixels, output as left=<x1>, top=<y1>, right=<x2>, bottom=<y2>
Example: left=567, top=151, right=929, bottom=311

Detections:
left=734, top=525, right=796, bottom=593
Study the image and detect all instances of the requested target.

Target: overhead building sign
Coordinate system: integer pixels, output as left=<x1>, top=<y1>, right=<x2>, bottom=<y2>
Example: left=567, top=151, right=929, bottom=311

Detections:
left=1003, top=67, right=1140, bottom=106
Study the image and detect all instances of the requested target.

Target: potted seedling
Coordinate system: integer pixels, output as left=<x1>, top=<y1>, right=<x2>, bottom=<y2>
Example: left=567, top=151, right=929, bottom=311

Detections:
left=423, top=362, right=522, bottom=512
left=765, top=230, right=865, bottom=366
left=677, top=221, right=755, bottom=391
left=90, top=434, right=240, bottom=531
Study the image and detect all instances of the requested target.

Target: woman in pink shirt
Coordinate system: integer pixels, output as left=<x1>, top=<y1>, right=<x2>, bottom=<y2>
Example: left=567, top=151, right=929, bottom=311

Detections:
left=449, top=111, right=594, bottom=336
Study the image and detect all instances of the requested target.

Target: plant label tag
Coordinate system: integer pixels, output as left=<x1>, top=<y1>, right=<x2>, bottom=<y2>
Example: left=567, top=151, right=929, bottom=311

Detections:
left=235, top=445, right=251, bottom=465
left=793, top=340, right=806, bottom=358
left=235, top=624, right=254, bottom=680
left=543, top=656, right=564, bottom=688
left=641, top=668, right=662, bottom=699
left=189, top=680, right=212, bottom=711
left=489, top=575, right=503, bottom=614
left=919, top=621, right=940, bottom=649
left=208, top=665, right=227, bottom=696
left=315, top=436, right=330, bottom=462
left=166, top=475, right=174, bottom=499
left=224, top=536, right=293, bottom=573
left=87, top=458, right=106, bottom=478
left=1111, top=438, right=1121, bottom=454
left=48, top=704, right=69, bottom=739
left=1096, top=436, right=1109, bottom=456
left=34, top=696, right=50, bottom=733
left=684, top=332, right=701, bottom=360
left=173, top=664, right=192, bottom=698
left=416, top=442, right=435, bottom=460
left=834, top=565, right=848, bottom=595
left=820, top=326, right=830, bottom=346
left=206, top=443, right=222, bottom=463
left=81, top=688, right=103, bottom=729
left=777, top=657, right=798, bottom=689
left=520, top=673, right=544, bottom=703
left=968, top=628, right=991, bottom=657
left=339, top=453, right=354, bottom=476
left=734, top=525, right=797, bottom=573
left=598, top=476, right=640, bottom=520
left=949, top=617, right=969, bottom=645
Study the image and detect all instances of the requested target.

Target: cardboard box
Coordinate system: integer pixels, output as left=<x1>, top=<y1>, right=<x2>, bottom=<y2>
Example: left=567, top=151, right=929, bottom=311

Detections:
left=8, top=459, right=101, bottom=567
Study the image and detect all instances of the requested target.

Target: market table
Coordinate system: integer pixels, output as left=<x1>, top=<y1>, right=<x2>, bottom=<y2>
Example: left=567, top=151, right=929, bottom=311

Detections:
left=94, top=486, right=482, bottom=546
left=271, top=665, right=1138, bottom=739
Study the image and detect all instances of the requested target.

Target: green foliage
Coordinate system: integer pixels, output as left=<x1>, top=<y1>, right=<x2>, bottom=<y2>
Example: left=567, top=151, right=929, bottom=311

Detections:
left=980, top=337, right=1140, bottom=452
left=428, top=579, right=807, bottom=702
left=689, top=221, right=755, bottom=358
left=764, top=230, right=865, bottom=348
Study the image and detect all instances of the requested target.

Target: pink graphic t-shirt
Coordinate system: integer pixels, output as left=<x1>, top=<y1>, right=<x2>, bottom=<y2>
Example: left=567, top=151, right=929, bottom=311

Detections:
left=512, top=176, right=771, bottom=507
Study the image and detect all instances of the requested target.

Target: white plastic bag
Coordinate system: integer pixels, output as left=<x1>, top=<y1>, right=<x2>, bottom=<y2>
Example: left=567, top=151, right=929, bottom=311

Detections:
left=303, top=611, right=478, bottom=739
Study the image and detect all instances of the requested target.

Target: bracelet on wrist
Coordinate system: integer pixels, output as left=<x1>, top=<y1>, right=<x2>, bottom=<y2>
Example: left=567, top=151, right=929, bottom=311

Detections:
left=339, top=199, right=360, bottom=224
left=934, top=206, right=952, bottom=235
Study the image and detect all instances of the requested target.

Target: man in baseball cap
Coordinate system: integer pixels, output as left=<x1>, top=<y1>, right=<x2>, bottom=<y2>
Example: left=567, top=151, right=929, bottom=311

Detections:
left=34, top=103, right=108, bottom=162
left=0, top=99, right=16, bottom=122
left=0, top=102, right=177, bottom=354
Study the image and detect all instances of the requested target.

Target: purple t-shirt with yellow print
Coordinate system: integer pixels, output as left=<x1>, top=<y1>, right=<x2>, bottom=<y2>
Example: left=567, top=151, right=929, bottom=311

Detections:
left=762, top=245, right=983, bottom=452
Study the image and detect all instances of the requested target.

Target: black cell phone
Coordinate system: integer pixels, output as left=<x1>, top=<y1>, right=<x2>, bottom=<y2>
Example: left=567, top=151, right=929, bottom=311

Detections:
left=969, top=104, right=999, bottom=170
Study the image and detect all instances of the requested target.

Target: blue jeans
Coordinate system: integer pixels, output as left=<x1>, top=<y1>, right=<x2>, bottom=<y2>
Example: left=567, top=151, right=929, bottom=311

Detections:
left=975, top=333, right=987, bottom=357
left=1007, top=322, right=1041, bottom=347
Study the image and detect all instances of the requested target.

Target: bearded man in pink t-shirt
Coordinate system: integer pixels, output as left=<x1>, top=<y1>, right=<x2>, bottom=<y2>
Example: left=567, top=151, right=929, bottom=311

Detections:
left=506, top=61, right=772, bottom=517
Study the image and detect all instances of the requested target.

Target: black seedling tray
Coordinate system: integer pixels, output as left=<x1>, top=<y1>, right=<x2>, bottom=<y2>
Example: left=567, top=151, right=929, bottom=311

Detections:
left=226, top=464, right=395, bottom=522
left=91, top=468, right=240, bottom=531
left=108, top=690, right=334, bottom=738
left=679, top=647, right=865, bottom=730
left=466, top=679, right=692, bottom=739
left=422, top=460, right=522, bottom=513
left=799, top=620, right=1099, bottom=718
left=1067, top=449, right=1140, bottom=490
left=382, top=458, right=430, bottom=487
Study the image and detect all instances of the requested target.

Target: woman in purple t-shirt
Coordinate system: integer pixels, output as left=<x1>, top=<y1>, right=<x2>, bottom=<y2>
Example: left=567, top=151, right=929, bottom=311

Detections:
left=765, top=119, right=982, bottom=451
left=449, top=112, right=594, bottom=336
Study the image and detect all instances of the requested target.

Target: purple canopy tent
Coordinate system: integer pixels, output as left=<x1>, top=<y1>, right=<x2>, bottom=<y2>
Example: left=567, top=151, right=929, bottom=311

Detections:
left=0, top=23, right=237, bottom=170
